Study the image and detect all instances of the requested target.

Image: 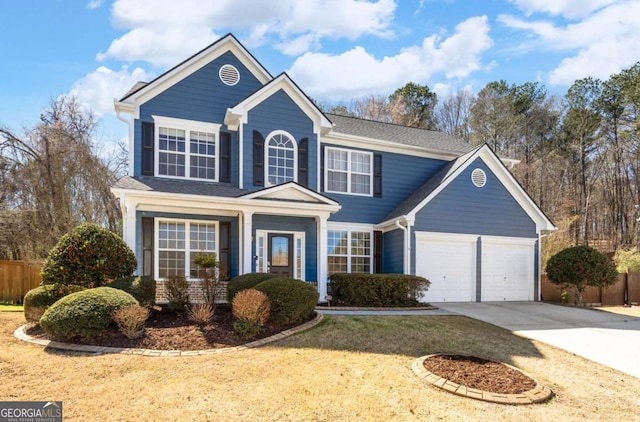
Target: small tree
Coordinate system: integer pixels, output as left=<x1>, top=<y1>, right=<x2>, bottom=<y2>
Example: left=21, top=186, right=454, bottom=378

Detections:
left=193, top=253, right=223, bottom=312
left=41, top=223, right=137, bottom=288
left=546, top=245, right=618, bottom=305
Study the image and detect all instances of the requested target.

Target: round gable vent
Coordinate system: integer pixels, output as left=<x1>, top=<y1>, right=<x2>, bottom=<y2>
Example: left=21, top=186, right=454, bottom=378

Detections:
left=219, top=64, right=240, bottom=86
left=471, top=168, right=486, bottom=188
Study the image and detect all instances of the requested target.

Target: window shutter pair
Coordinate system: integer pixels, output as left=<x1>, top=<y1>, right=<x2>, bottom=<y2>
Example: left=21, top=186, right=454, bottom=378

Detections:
left=252, top=130, right=309, bottom=187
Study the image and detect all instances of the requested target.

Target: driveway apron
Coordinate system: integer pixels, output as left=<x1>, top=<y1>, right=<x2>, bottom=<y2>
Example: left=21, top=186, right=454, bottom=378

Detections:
left=435, top=302, right=640, bottom=379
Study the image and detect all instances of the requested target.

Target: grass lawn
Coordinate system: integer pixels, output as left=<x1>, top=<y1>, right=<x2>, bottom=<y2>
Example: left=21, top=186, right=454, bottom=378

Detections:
left=0, top=304, right=23, bottom=312
left=1, top=312, right=639, bottom=421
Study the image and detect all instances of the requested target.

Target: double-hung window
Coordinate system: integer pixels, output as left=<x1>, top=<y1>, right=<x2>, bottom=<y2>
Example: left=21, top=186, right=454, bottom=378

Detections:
left=325, top=147, right=373, bottom=195
left=327, top=229, right=372, bottom=275
left=154, top=116, right=220, bottom=181
left=157, top=219, right=218, bottom=279
left=266, top=131, right=297, bottom=186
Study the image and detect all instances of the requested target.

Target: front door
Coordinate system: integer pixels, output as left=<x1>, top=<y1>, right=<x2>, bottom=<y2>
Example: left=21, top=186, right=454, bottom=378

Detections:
left=268, top=233, right=293, bottom=277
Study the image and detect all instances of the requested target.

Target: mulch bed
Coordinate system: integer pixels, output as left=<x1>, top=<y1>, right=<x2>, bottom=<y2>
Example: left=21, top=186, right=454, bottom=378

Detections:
left=423, top=355, right=537, bottom=394
left=25, top=305, right=310, bottom=351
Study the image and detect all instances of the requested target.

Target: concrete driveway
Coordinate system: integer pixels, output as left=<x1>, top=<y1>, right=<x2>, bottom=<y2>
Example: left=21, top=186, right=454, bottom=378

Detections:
left=435, top=301, right=640, bottom=379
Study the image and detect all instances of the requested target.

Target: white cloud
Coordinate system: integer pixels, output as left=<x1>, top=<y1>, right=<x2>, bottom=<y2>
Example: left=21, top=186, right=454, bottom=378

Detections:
left=508, top=0, right=618, bottom=19
left=87, top=0, right=103, bottom=9
left=68, top=66, right=152, bottom=117
left=98, top=0, right=397, bottom=65
left=288, top=16, right=492, bottom=101
left=499, top=0, right=640, bottom=85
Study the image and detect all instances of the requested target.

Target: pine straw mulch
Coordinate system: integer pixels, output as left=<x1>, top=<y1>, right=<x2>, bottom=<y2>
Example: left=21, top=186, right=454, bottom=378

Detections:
left=423, top=354, right=537, bottom=394
left=25, top=304, right=310, bottom=351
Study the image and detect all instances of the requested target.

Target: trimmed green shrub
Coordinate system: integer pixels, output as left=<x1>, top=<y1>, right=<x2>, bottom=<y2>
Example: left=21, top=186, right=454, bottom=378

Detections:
left=254, top=278, right=318, bottom=325
left=328, top=273, right=430, bottom=307
left=39, top=287, right=138, bottom=340
left=23, top=284, right=86, bottom=323
left=165, top=276, right=189, bottom=312
left=41, top=223, right=137, bottom=288
left=546, top=245, right=618, bottom=305
left=233, top=319, right=261, bottom=337
left=109, top=276, right=156, bottom=307
left=226, top=272, right=278, bottom=302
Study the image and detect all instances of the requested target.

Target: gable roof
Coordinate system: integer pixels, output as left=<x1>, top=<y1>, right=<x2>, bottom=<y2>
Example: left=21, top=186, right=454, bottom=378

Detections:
left=326, top=113, right=475, bottom=156
left=115, top=33, right=272, bottom=115
left=378, top=144, right=555, bottom=232
left=224, top=72, right=333, bottom=135
left=240, top=181, right=339, bottom=206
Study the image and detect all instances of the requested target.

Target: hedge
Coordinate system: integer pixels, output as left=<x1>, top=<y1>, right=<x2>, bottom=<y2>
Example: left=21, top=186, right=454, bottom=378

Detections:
left=23, top=284, right=86, bottom=323
left=328, top=273, right=430, bottom=307
left=254, top=278, right=318, bottom=325
left=109, top=276, right=156, bottom=307
left=226, top=272, right=278, bottom=302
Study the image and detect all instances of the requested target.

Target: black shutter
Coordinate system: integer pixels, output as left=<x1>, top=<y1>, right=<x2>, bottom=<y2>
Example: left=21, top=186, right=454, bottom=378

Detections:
left=298, top=137, right=308, bottom=187
left=253, top=130, right=264, bottom=186
left=141, top=122, right=155, bottom=176
left=141, top=217, right=154, bottom=277
left=374, top=230, right=383, bottom=273
left=219, top=132, right=231, bottom=183
left=373, top=153, right=382, bottom=197
left=320, top=145, right=325, bottom=192
left=219, top=222, right=231, bottom=281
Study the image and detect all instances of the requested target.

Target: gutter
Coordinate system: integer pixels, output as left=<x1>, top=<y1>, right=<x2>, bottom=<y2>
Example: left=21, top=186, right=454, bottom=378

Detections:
left=395, top=219, right=412, bottom=274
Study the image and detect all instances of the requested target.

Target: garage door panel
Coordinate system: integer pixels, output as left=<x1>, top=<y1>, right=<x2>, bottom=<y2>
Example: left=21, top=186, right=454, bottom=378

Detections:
left=481, top=241, right=534, bottom=301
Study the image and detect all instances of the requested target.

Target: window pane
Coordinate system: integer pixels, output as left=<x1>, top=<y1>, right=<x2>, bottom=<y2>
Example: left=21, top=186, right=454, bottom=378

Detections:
left=351, top=174, right=370, bottom=194
left=328, top=149, right=348, bottom=171
left=271, top=236, right=289, bottom=266
left=328, top=256, right=348, bottom=275
left=159, top=251, right=185, bottom=278
left=328, top=231, right=348, bottom=255
left=328, top=171, right=347, bottom=192
left=159, top=222, right=185, bottom=249
left=351, top=152, right=370, bottom=173
left=267, top=133, right=295, bottom=185
left=190, top=223, right=215, bottom=251
left=351, top=256, right=371, bottom=273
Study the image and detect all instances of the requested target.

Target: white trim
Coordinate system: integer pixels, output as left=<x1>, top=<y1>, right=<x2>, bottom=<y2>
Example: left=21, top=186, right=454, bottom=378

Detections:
left=255, top=229, right=306, bottom=280
left=152, top=115, right=221, bottom=182
left=154, top=217, right=220, bottom=281
left=219, top=64, right=240, bottom=86
left=317, top=216, right=328, bottom=301
left=241, top=181, right=340, bottom=206
left=264, top=130, right=297, bottom=187
left=414, top=231, right=479, bottom=243
left=480, top=235, right=537, bottom=246
left=324, top=146, right=373, bottom=197
left=326, top=224, right=374, bottom=275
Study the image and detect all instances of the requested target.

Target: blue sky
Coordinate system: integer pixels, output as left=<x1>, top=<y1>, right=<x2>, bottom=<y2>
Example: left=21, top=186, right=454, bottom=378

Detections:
left=1, top=0, right=638, bottom=143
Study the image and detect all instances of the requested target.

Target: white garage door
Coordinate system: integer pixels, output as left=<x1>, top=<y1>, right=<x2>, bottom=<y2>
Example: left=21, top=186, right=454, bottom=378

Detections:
left=415, top=233, right=477, bottom=302
left=481, top=237, right=535, bottom=301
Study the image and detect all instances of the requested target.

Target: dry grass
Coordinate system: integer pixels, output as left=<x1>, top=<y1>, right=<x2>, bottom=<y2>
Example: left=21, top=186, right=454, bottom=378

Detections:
left=595, top=305, right=640, bottom=317
left=1, top=312, right=639, bottom=421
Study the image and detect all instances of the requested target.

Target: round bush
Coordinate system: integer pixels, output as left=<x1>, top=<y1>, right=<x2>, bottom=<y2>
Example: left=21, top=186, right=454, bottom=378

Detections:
left=226, top=273, right=278, bottom=302
left=546, top=245, right=618, bottom=303
left=41, top=223, right=137, bottom=288
left=109, top=276, right=156, bottom=307
left=39, top=287, right=138, bottom=340
left=253, top=278, right=318, bottom=325
left=23, top=284, right=85, bottom=323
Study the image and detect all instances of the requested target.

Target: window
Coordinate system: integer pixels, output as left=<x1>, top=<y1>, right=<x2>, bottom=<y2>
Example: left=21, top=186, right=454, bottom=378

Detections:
left=327, top=230, right=371, bottom=275
left=325, top=147, right=373, bottom=195
left=266, top=131, right=296, bottom=186
left=154, top=116, right=220, bottom=181
left=157, top=220, right=217, bottom=279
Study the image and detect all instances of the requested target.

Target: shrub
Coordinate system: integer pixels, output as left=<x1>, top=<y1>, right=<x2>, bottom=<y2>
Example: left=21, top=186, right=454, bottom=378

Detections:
left=226, top=273, right=278, bottom=302
left=233, top=319, right=261, bottom=337
left=109, top=276, right=156, bottom=307
left=41, top=223, right=137, bottom=288
left=112, top=305, right=150, bottom=339
left=546, top=245, right=618, bottom=305
left=23, top=284, right=85, bottom=323
left=39, top=287, right=138, bottom=340
left=254, top=278, right=318, bottom=325
left=187, top=303, right=214, bottom=326
left=165, top=276, right=189, bottom=312
left=193, top=253, right=223, bottom=310
left=328, top=273, right=430, bottom=307
left=232, top=289, right=270, bottom=325
left=613, top=247, right=640, bottom=273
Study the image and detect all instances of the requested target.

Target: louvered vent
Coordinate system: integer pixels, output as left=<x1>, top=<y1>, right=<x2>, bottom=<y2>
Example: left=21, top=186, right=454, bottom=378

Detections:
left=471, top=168, right=486, bottom=188
left=219, top=64, right=240, bottom=86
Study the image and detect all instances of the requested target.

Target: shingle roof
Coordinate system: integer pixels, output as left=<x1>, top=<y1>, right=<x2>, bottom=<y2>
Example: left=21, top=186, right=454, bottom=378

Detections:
left=113, top=176, right=248, bottom=198
left=326, top=113, right=475, bottom=155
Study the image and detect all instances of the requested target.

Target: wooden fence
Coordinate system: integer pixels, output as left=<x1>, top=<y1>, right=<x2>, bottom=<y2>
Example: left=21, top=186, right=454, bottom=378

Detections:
left=0, top=260, right=42, bottom=303
left=541, top=272, right=640, bottom=306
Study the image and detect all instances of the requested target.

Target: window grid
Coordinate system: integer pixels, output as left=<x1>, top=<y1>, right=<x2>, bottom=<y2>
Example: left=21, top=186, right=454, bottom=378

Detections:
left=326, top=148, right=373, bottom=196
left=157, top=124, right=217, bottom=181
left=158, top=128, right=186, bottom=177
left=327, top=230, right=371, bottom=275
left=189, top=131, right=216, bottom=180
left=158, top=221, right=216, bottom=280
left=267, top=133, right=295, bottom=186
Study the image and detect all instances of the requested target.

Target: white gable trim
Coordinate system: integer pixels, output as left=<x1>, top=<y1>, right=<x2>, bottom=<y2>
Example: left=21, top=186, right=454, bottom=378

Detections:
left=241, top=182, right=340, bottom=206
left=115, top=35, right=271, bottom=119
left=390, top=145, right=555, bottom=232
left=224, top=73, right=332, bottom=135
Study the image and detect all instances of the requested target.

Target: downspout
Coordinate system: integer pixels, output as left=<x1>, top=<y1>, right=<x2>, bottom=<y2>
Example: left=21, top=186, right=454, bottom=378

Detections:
left=395, top=219, right=411, bottom=274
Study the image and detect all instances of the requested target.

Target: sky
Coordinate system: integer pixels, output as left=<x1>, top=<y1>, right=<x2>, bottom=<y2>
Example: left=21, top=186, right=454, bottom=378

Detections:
left=1, top=0, right=639, bottom=143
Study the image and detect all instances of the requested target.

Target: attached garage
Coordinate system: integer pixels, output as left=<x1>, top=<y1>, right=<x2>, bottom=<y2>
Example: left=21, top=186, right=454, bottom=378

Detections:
left=414, top=232, right=537, bottom=302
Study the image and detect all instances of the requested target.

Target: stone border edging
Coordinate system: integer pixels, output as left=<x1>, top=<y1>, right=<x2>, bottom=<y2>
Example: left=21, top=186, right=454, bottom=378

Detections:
left=14, top=312, right=323, bottom=357
left=412, top=354, right=554, bottom=405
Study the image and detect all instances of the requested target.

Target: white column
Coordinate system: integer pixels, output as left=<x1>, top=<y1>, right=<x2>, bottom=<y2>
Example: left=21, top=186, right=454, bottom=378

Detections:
left=123, top=199, right=137, bottom=271
left=317, top=215, right=328, bottom=302
left=242, top=211, right=253, bottom=274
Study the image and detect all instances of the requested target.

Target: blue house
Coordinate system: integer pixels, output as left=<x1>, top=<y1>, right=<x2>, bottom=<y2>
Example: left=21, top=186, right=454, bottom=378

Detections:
left=112, top=34, right=555, bottom=303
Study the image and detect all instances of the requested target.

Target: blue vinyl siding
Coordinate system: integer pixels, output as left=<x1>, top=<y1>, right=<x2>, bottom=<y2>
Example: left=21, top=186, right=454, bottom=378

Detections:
left=252, top=214, right=318, bottom=281
left=323, top=146, right=447, bottom=224
left=383, top=229, right=404, bottom=274
left=414, top=158, right=537, bottom=237
left=135, top=211, right=239, bottom=279
left=133, top=51, right=263, bottom=177
left=243, top=89, right=317, bottom=189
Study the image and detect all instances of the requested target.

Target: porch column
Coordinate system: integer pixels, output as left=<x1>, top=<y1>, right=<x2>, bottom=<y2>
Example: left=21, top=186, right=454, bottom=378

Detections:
left=316, top=215, right=328, bottom=302
left=242, top=211, right=253, bottom=274
left=123, top=201, right=137, bottom=262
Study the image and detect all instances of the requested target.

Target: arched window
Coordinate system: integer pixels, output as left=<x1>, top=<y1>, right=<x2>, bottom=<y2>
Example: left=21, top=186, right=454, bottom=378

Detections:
left=265, top=131, right=297, bottom=186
